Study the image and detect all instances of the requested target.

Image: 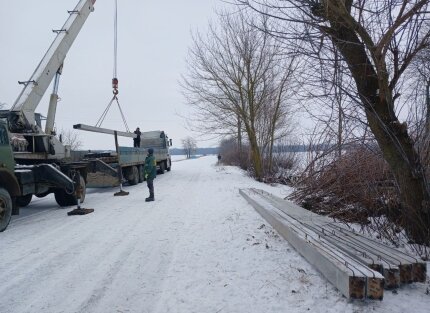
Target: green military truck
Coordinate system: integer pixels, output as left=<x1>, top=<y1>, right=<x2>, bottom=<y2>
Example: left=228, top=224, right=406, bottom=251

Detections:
left=0, top=120, right=81, bottom=232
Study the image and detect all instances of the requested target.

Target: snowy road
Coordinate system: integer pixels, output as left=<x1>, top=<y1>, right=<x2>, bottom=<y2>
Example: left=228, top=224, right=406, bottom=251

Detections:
left=1, top=156, right=429, bottom=313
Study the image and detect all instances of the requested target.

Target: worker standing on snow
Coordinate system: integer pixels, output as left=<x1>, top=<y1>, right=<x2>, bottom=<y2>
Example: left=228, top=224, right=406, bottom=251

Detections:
left=144, top=148, right=157, bottom=202
left=133, top=127, right=141, bottom=147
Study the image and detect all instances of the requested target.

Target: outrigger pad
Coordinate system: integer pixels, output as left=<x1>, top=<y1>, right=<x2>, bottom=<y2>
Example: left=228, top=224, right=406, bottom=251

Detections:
left=114, top=190, right=129, bottom=196
left=67, top=208, right=95, bottom=216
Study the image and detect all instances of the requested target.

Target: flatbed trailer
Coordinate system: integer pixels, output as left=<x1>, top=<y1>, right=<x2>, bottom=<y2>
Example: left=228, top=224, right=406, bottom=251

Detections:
left=84, top=146, right=171, bottom=188
left=72, top=125, right=172, bottom=188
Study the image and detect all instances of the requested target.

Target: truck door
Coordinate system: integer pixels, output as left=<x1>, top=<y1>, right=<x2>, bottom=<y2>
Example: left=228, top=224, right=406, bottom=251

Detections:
left=0, top=123, right=16, bottom=171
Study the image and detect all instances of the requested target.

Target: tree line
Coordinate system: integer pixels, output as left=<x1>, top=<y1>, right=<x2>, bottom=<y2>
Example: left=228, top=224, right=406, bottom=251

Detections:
left=182, top=1, right=430, bottom=245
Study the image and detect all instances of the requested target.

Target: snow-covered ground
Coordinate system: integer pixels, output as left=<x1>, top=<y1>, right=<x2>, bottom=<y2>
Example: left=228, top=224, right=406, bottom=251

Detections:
left=1, top=156, right=429, bottom=313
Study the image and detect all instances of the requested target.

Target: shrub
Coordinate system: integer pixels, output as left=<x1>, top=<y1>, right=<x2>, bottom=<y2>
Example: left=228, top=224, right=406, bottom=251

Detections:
left=290, top=145, right=400, bottom=224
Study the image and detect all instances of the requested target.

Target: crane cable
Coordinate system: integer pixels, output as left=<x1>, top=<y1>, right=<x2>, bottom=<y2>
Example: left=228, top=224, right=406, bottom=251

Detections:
left=95, top=0, right=130, bottom=132
left=113, top=0, right=118, bottom=80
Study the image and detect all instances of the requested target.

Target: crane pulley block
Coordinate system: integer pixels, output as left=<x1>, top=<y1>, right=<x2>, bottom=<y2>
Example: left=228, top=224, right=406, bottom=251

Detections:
left=112, top=77, right=119, bottom=95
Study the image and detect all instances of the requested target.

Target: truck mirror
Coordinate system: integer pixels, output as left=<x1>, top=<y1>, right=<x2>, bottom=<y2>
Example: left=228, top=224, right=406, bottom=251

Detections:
left=169, top=139, right=172, bottom=146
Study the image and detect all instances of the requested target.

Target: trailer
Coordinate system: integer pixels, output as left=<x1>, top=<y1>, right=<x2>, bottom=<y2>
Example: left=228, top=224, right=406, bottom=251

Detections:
left=76, top=128, right=172, bottom=188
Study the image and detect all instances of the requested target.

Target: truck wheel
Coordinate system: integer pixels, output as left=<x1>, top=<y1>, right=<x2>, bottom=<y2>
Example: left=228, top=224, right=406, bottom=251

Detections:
left=35, top=192, right=49, bottom=198
left=138, top=165, right=144, bottom=183
left=12, top=199, right=20, bottom=215
left=0, top=187, right=13, bottom=232
left=158, top=161, right=165, bottom=174
left=54, top=189, right=76, bottom=207
left=166, top=159, right=171, bottom=172
left=128, top=166, right=139, bottom=185
left=54, top=174, right=86, bottom=207
left=16, top=194, right=32, bottom=207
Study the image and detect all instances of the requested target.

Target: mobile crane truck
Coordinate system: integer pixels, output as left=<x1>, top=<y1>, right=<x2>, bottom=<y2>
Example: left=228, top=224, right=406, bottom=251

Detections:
left=0, top=0, right=97, bottom=231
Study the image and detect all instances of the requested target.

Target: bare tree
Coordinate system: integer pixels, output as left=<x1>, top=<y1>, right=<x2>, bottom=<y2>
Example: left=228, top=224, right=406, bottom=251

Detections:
left=238, top=0, right=430, bottom=243
left=182, top=136, right=197, bottom=159
left=405, top=48, right=430, bottom=183
left=182, top=11, right=298, bottom=180
left=411, top=50, right=430, bottom=139
left=58, top=129, right=82, bottom=151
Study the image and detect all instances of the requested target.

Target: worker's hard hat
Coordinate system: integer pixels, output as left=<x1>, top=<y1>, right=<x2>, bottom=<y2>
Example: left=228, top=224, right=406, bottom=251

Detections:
left=148, top=148, right=154, bottom=155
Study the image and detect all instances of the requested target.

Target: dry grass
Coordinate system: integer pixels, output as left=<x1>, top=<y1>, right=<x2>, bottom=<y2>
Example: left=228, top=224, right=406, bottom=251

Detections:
left=290, top=146, right=400, bottom=224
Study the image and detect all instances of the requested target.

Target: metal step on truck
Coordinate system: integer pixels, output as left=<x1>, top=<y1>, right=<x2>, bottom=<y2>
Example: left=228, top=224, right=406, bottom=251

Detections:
left=0, top=120, right=82, bottom=232
left=73, top=127, right=172, bottom=188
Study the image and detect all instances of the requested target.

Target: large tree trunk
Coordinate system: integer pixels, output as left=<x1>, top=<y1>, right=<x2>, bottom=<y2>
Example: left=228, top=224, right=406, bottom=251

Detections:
left=324, top=13, right=430, bottom=244
left=268, top=134, right=274, bottom=173
left=249, top=138, right=263, bottom=180
left=244, top=122, right=263, bottom=180
left=237, top=116, right=243, bottom=166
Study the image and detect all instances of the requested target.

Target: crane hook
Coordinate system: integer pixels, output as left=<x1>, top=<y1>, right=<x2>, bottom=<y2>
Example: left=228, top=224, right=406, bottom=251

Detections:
left=112, top=77, right=119, bottom=95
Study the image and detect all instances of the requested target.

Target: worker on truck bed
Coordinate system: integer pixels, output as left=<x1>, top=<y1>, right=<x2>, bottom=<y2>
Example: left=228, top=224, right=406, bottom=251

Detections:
left=133, top=127, right=141, bottom=148
left=144, top=148, right=157, bottom=202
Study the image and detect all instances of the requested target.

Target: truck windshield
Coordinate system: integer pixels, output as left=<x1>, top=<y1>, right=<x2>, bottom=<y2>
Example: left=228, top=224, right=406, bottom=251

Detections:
left=0, top=125, right=9, bottom=145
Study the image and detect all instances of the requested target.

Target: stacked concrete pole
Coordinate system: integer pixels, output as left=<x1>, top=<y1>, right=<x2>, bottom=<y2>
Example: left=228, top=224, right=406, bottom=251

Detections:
left=240, top=188, right=427, bottom=300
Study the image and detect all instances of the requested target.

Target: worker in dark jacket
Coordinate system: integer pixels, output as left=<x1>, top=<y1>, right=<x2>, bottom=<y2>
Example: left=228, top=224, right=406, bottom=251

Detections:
left=144, top=148, right=157, bottom=201
left=133, top=127, right=141, bottom=148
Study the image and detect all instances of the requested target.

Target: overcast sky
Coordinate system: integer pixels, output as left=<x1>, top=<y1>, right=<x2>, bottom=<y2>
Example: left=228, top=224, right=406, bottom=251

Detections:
left=0, top=0, right=228, bottom=149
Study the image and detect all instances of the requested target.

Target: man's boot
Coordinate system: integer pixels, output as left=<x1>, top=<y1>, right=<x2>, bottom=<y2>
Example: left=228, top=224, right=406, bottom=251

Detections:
left=145, top=193, right=154, bottom=202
